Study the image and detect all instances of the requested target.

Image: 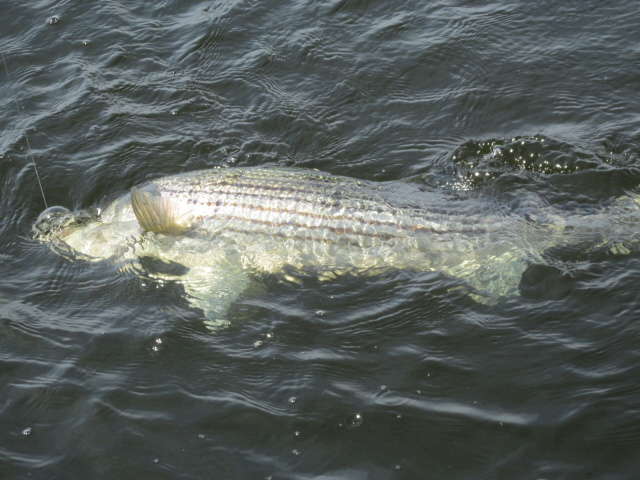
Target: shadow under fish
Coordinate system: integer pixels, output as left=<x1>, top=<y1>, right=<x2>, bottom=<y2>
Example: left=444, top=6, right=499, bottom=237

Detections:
left=33, top=166, right=640, bottom=328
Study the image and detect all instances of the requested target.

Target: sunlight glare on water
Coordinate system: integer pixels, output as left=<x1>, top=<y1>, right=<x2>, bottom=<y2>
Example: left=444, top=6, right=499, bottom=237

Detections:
left=1, top=1, right=640, bottom=479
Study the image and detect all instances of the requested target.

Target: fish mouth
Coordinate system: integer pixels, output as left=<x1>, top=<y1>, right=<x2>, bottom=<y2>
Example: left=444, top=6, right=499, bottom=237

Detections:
left=33, top=206, right=91, bottom=241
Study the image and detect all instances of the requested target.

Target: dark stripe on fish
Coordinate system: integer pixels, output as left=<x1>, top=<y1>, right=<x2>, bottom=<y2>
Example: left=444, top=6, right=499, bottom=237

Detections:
left=147, top=168, right=496, bottom=242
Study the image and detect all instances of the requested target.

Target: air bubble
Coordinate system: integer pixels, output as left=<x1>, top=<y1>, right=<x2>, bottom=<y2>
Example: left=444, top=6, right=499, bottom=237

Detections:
left=48, top=16, right=60, bottom=25
left=22, top=427, right=32, bottom=436
left=345, top=413, right=364, bottom=428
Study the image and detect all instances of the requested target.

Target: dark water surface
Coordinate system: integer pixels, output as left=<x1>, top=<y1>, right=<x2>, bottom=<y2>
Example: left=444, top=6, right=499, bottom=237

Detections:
left=2, top=1, right=640, bottom=479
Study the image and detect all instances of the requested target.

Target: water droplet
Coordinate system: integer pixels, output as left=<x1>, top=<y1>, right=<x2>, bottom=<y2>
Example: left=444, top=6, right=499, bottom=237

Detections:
left=292, top=449, right=301, bottom=456
left=48, top=16, right=60, bottom=25
left=22, top=427, right=32, bottom=436
left=83, top=40, right=92, bottom=46
left=153, top=458, right=159, bottom=463
left=380, top=385, right=389, bottom=393
left=345, top=413, right=364, bottom=428
left=315, top=310, right=325, bottom=317
left=395, top=465, right=401, bottom=470
left=198, top=434, right=205, bottom=439
left=253, top=340, right=264, bottom=348
left=294, top=431, right=300, bottom=437
left=289, top=396, right=297, bottom=404
left=171, top=110, right=178, bottom=116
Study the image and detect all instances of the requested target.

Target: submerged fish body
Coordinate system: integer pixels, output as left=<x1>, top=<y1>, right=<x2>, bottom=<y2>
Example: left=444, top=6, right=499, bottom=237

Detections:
left=34, top=167, right=640, bottom=327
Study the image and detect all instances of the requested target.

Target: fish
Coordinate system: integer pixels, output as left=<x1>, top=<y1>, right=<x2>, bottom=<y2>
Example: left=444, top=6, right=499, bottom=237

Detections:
left=33, top=166, right=640, bottom=328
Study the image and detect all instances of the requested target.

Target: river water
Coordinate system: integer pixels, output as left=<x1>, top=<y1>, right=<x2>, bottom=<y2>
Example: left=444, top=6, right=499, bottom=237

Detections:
left=1, top=1, right=639, bottom=479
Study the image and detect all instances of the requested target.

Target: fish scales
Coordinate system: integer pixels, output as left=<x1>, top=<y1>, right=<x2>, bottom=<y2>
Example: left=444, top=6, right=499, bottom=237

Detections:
left=148, top=168, right=493, bottom=248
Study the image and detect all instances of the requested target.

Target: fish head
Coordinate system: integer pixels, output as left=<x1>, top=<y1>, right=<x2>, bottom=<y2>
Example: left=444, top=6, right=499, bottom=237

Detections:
left=33, top=206, right=91, bottom=241
left=33, top=205, right=142, bottom=261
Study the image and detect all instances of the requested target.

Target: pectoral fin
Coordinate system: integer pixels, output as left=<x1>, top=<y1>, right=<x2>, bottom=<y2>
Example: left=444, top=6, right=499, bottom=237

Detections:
left=181, top=264, right=252, bottom=330
left=131, top=186, right=190, bottom=234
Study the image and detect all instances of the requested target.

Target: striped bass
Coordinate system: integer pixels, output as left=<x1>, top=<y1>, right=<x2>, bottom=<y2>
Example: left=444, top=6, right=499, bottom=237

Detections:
left=33, top=166, right=640, bottom=327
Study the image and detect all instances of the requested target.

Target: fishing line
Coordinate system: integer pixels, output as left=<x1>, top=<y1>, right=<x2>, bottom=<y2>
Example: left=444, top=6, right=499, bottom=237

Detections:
left=2, top=52, right=48, bottom=208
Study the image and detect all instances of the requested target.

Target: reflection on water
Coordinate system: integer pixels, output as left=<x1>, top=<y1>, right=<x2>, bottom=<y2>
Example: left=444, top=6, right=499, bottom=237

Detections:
left=1, top=0, right=640, bottom=478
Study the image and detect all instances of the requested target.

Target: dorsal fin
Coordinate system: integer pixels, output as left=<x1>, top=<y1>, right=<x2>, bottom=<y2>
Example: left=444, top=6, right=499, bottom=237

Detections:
left=130, top=186, right=190, bottom=234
